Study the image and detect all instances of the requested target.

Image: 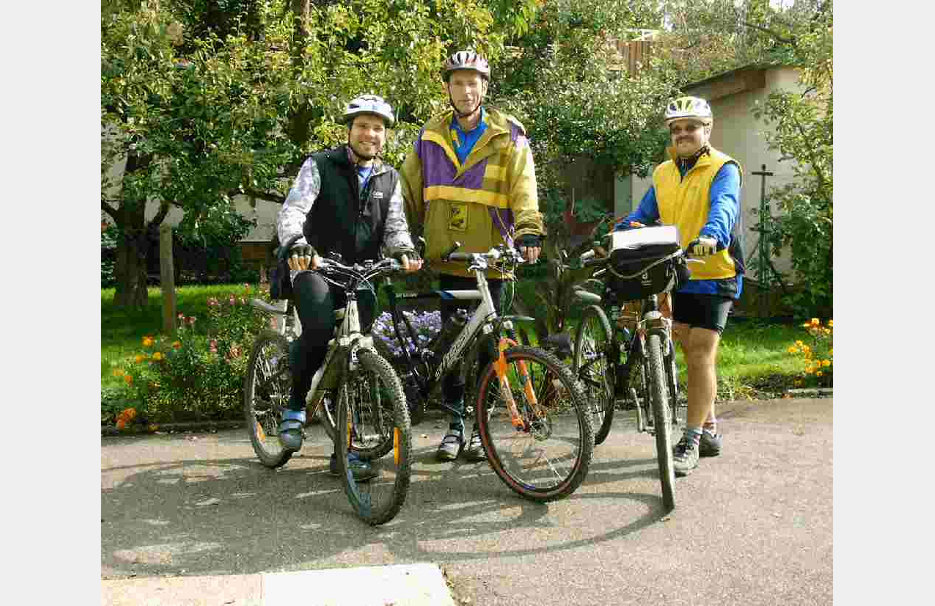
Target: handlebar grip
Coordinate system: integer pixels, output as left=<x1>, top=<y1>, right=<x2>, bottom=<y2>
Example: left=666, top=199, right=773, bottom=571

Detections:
left=447, top=252, right=473, bottom=262
left=583, top=256, right=608, bottom=268
left=441, top=241, right=462, bottom=261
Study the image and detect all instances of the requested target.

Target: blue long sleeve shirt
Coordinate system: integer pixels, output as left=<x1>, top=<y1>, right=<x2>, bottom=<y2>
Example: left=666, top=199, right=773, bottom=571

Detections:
left=617, top=162, right=742, bottom=296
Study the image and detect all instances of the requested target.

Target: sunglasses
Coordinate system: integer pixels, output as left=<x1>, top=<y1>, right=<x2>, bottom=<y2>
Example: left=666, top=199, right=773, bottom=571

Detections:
left=670, top=123, right=707, bottom=136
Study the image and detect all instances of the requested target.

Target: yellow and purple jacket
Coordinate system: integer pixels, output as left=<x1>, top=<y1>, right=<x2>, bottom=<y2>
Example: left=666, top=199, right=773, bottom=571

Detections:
left=400, top=107, right=544, bottom=278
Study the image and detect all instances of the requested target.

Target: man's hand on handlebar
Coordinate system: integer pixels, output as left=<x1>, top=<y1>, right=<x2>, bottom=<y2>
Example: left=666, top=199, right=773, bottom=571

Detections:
left=686, top=235, right=718, bottom=258
left=398, top=253, right=423, bottom=273
left=288, top=242, right=322, bottom=271
left=516, top=234, right=542, bottom=264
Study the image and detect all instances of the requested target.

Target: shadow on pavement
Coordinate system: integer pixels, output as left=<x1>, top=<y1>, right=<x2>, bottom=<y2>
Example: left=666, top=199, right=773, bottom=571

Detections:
left=102, top=433, right=670, bottom=579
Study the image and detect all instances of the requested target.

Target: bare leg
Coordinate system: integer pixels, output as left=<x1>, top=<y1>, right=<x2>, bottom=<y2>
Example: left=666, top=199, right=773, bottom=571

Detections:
left=673, top=322, right=721, bottom=429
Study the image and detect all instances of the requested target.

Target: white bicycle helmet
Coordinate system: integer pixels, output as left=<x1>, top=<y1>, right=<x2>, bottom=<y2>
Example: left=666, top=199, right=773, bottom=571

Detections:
left=442, top=50, right=491, bottom=81
left=341, top=94, right=395, bottom=127
left=664, top=96, right=713, bottom=126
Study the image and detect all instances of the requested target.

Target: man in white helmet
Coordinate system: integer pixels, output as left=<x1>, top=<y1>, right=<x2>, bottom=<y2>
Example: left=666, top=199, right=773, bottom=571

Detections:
left=614, top=96, right=745, bottom=476
left=400, top=50, right=545, bottom=463
left=276, top=94, right=422, bottom=479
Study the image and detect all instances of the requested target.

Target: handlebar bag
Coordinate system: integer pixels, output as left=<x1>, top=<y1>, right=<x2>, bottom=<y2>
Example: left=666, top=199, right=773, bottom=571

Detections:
left=606, top=225, right=681, bottom=301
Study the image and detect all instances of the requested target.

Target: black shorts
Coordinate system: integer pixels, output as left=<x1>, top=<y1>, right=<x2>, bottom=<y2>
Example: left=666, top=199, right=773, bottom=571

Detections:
left=672, top=293, right=733, bottom=334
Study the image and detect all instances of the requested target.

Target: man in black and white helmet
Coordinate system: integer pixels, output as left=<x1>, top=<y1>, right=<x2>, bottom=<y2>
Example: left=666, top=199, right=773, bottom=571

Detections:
left=276, top=94, right=422, bottom=479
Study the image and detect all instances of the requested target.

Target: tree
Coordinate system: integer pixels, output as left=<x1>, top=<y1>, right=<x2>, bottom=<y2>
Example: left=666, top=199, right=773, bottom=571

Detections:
left=102, top=0, right=507, bottom=307
left=102, top=0, right=296, bottom=306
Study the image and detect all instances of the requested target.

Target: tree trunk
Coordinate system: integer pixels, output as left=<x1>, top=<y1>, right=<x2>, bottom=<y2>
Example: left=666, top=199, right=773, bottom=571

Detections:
left=112, top=149, right=154, bottom=308
left=114, top=234, right=150, bottom=307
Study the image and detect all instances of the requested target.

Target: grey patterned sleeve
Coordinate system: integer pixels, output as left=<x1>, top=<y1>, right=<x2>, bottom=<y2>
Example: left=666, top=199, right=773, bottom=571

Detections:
left=382, top=178, right=416, bottom=257
left=277, top=157, right=320, bottom=247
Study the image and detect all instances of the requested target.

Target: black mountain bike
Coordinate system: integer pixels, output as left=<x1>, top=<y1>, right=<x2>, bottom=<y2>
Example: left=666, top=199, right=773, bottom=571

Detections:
left=375, top=243, right=594, bottom=502
left=571, top=225, right=695, bottom=511
left=244, top=243, right=413, bottom=525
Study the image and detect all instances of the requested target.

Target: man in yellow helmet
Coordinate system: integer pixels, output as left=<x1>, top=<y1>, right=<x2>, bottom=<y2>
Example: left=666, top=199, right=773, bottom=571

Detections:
left=400, top=50, right=545, bottom=463
left=614, top=96, right=745, bottom=476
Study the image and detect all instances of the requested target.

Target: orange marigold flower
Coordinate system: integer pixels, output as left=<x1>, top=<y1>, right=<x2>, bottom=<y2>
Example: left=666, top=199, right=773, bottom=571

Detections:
left=816, top=371, right=823, bottom=377
left=810, top=318, right=820, bottom=326
left=142, top=336, right=155, bottom=347
left=787, top=346, right=798, bottom=354
left=172, top=341, right=182, bottom=349
left=822, top=359, right=831, bottom=367
left=828, top=320, right=833, bottom=328
left=116, top=419, right=127, bottom=430
left=135, top=354, right=145, bottom=364
left=152, top=352, right=164, bottom=361
left=124, top=374, right=133, bottom=385
left=123, top=408, right=137, bottom=420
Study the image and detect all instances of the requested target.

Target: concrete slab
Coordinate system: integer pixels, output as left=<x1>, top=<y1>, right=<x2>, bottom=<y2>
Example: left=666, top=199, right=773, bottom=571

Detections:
left=101, top=563, right=454, bottom=606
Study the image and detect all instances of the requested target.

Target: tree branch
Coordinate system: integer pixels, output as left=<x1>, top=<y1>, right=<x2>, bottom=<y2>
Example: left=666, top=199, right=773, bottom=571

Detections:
left=102, top=199, right=120, bottom=221
left=149, top=200, right=173, bottom=228
left=238, top=188, right=286, bottom=205
left=742, top=21, right=796, bottom=46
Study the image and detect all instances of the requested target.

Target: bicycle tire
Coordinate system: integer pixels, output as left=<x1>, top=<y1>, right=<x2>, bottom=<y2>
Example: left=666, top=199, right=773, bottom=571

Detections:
left=664, top=338, right=685, bottom=430
left=244, top=331, right=294, bottom=468
left=573, top=305, right=615, bottom=445
left=336, top=348, right=412, bottom=525
left=476, top=345, right=594, bottom=502
left=646, top=333, right=676, bottom=511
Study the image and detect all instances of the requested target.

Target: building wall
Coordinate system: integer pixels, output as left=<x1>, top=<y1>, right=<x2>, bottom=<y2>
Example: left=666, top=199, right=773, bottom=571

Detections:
left=620, top=65, right=802, bottom=280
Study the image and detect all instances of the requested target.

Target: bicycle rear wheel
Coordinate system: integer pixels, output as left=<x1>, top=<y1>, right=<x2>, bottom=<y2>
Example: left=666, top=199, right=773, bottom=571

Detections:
left=336, top=348, right=412, bottom=525
left=646, top=333, right=676, bottom=511
left=573, top=305, right=615, bottom=445
left=476, top=345, right=594, bottom=502
left=244, top=331, right=294, bottom=468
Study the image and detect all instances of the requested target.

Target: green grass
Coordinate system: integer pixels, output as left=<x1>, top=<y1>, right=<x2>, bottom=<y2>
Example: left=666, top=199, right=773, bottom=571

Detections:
left=102, top=284, right=255, bottom=390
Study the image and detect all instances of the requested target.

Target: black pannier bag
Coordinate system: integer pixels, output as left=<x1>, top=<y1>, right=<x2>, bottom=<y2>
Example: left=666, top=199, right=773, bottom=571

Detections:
left=605, top=225, right=682, bottom=302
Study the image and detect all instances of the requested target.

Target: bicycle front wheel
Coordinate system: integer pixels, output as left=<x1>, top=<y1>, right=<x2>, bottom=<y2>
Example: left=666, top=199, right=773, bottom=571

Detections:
left=244, top=331, right=294, bottom=468
left=476, top=345, right=594, bottom=502
left=336, top=348, right=412, bottom=525
left=573, top=305, right=615, bottom=445
left=646, top=333, right=675, bottom=511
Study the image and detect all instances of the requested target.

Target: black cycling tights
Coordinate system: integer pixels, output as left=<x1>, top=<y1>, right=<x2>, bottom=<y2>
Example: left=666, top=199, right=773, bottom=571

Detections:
left=288, top=271, right=375, bottom=411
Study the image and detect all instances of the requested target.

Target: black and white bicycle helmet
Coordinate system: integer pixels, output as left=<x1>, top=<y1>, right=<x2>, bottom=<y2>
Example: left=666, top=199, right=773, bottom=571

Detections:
left=341, top=94, right=395, bottom=127
left=664, top=96, right=713, bottom=126
left=442, top=50, right=491, bottom=81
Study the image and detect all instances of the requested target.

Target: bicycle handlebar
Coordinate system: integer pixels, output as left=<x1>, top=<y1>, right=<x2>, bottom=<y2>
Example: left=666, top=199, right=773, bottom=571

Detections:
left=441, top=243, right=525, bottom=266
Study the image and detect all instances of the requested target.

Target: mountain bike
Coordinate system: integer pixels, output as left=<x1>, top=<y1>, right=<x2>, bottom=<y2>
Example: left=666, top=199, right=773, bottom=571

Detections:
left=375, top=243, right=594, bottom=502
left=571, top=225, right=694, bottom=511
left=243, top=245, right=412, bottom=525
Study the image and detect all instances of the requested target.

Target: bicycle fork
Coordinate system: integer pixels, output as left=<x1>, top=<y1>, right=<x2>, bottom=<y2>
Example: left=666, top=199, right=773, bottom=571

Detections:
left=494, top=337, right=539, bottom=431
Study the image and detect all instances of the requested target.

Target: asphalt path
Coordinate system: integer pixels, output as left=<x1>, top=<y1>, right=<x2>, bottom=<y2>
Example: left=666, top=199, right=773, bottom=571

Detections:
left=101, top=397, right=832, bottom=605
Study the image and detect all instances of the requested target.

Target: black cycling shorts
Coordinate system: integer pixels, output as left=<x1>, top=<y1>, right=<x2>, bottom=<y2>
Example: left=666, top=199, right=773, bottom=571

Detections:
left=672, top=292, right=734, bottom=334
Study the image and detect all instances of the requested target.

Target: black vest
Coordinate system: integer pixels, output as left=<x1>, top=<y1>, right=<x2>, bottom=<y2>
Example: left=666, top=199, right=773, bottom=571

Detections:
left=301, top=146, right=397, bottom=264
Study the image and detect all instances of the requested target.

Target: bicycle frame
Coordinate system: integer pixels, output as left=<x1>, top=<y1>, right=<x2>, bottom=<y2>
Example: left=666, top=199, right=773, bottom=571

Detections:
left=383, top=247, right=539, bottom=428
